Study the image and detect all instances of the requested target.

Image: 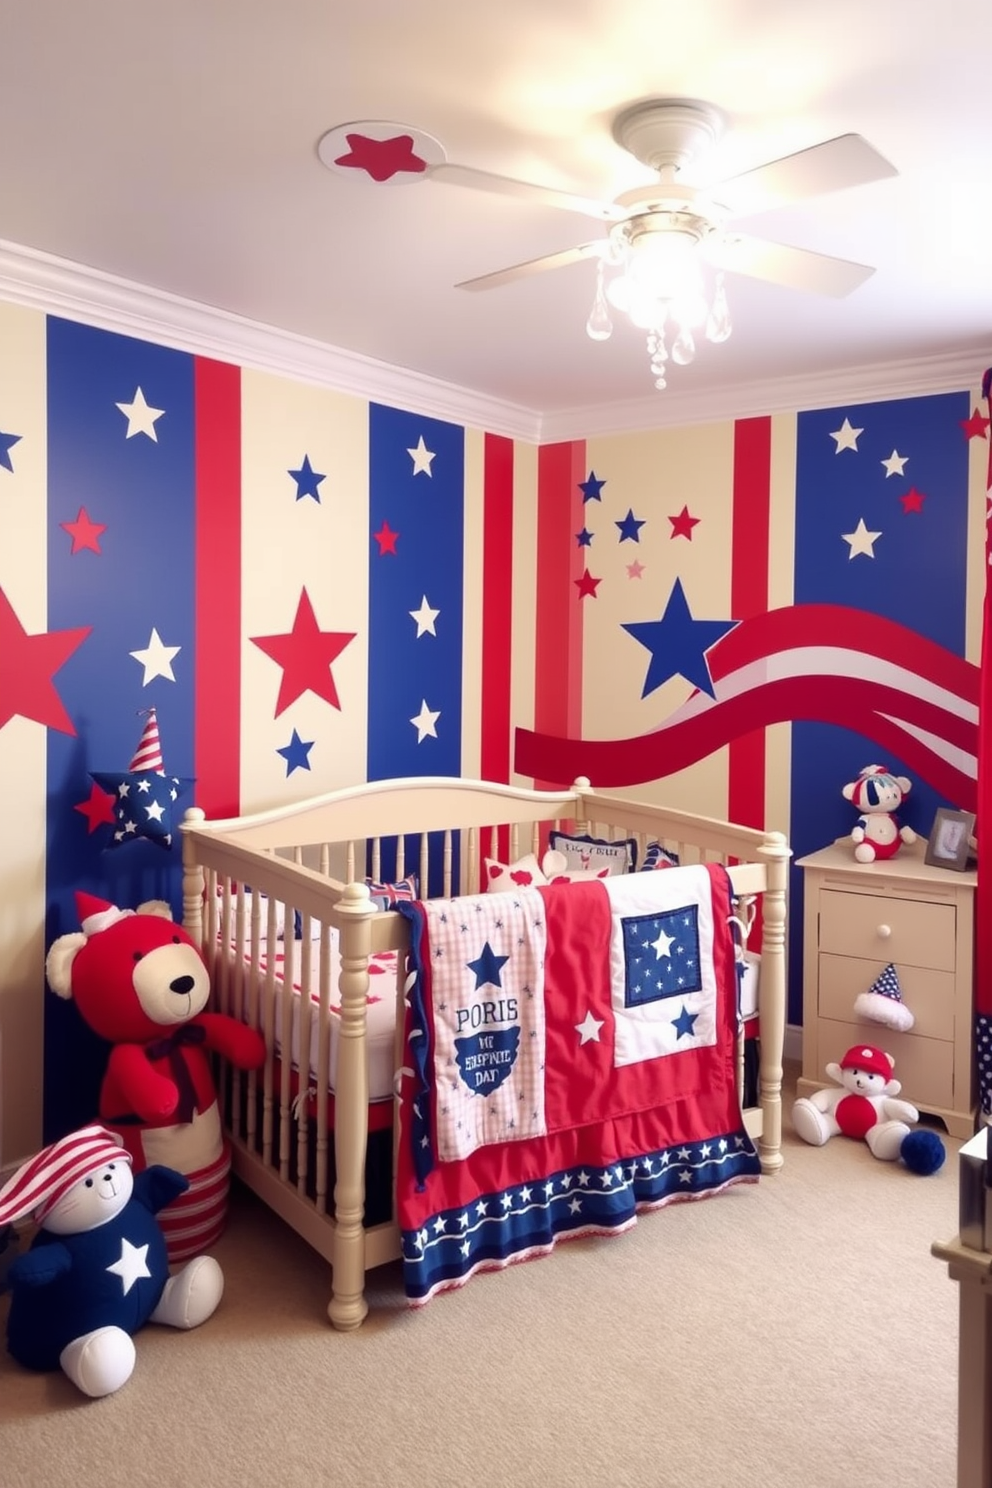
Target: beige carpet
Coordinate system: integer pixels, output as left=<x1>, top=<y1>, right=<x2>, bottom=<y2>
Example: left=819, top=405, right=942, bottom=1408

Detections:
left=0, top=1067, right=966, bottom=1488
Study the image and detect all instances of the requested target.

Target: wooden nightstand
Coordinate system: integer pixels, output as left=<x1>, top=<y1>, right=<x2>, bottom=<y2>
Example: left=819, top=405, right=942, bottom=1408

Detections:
left=796, top=838, right=977, bottom=1138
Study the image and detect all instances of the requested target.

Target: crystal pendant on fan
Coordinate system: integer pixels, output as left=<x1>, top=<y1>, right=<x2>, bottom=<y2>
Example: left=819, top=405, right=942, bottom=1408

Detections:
left=585, top=259, right=613, bottom=341
left=705, top=274, right=732, bottom=343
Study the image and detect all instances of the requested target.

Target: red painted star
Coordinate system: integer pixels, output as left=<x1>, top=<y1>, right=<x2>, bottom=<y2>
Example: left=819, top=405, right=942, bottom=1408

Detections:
left=373, top=520, right=400, bottom=556
left=900, top=487, right=926, bottom=513
left=74, top=782, right=117, bottom=833
left=60, top=506, right=107, bottom=555
left=961, top=408, right=990, bottom=440
left=250, top=589, right=356, bottom=716
left=668, top=505, right=700, bottom=540
left=575, top=569, right=601, bottom=599
left=334, top=133, right=428, bottom=183
left=0, top=587, right=90, bottom=734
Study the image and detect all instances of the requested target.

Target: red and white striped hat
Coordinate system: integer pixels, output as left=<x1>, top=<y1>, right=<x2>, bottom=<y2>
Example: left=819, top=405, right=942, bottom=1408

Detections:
left=0, top=1125, right=131, bottom=1228
left=129, top=707, right=165, bottom=774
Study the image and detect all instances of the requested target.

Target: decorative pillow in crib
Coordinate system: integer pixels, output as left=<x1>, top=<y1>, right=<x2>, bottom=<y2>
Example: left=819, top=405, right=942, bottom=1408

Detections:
left=365, top=875, right=419, bottom=910
left=484, top=853, right=548, bottom=892
left=546, top=830, right=638, bottom=875
left=541, top=850, right=612, bottom=885
left=641, top=842, right=680, bottom=870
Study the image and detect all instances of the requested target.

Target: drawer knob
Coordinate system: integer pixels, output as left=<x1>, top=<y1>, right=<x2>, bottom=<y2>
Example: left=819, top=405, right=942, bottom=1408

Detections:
left=876, top=924, right=892, bottom=940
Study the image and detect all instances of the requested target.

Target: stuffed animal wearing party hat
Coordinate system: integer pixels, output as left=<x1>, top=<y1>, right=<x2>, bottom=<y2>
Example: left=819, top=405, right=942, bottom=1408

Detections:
left=46, top=892, right=265, bottom=1263
left=0, top=1125, right=223, bottom=1397
left=792, top=1044, right=945, bottom=1174
left=842, top=764, right=917, bottom=864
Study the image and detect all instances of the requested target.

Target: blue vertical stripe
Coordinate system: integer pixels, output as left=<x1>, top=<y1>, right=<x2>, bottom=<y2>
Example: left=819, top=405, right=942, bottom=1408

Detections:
left=367, top=404, right=465, bottom=781
left=44, top=318, right=197, bottom=1138
left=787, top=391, right=970, bottom=1020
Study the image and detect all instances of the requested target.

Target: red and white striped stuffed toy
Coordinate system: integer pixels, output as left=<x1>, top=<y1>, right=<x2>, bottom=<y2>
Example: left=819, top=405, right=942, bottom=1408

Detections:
left=46, top=892, right=265, bottom=1264
left=842, top=764, right=917, bottom=863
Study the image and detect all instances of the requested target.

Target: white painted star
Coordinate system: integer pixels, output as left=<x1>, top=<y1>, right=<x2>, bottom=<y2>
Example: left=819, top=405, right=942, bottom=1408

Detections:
left=106, top=1237, right=152, bottom=1294
left=830, top=418, right=863, bottom=453
left=407, top=435, right=436, bottom=476
left=881, top=449, right=908, bottom=477
left=842, top=518, right=882, bottom=559
left=130, top=628, right=181, bottom=684
left=410, top=699, right=440, bottom=742
left=651, top=927, right=675, bottom=960
left=116, top=387, right=165, bottom=441
left=409, top=595, right=440, bottom=637
left=575, top=1010, right=604, bottom=1045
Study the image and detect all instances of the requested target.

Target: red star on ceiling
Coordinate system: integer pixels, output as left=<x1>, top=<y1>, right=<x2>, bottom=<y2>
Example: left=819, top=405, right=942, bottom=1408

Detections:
left=900, top=487, right=926, bottom=513
left=373, top=520, right=400, bottom=556
left=250, top=588, right=356, bottom=716
left=575, top=569, right=601, bottom=599
left=60, top=506, right=107, bottom=555
left=668, top=505, right=700, bottom=540
left=961, top=408, right=990, bottom=440
left=0, top=587, right=90, bottom=734
left=74, top=782, right=117, bottom=834
left=334, top=133, right=428, bottom=183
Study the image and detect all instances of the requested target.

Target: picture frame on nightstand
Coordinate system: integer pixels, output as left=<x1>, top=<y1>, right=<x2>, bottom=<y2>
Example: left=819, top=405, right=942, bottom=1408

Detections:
left=925, top=808, right=975, bottom=871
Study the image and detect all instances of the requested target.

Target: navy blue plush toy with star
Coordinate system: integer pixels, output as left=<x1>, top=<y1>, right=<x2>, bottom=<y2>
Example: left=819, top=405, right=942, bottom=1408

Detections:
left=0, top=1125, right=224, bottom=1397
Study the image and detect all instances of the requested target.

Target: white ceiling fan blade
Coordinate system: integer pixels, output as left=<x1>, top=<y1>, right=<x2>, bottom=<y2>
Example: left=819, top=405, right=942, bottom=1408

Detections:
left=706, top=233, right=875, bottom=297
left=429, top=162, right=624, bottom=222
left=456, top=242, right=607, bottom=291
left=712, top=134, right=897, bottom=217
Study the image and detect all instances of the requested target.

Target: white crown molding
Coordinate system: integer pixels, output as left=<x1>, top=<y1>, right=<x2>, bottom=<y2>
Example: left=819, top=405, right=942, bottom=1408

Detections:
left=538, top=348, right=989, bottom=442
left=0, top=238, right=984, bottom=447
left=0, top=238, right=541, bottom=444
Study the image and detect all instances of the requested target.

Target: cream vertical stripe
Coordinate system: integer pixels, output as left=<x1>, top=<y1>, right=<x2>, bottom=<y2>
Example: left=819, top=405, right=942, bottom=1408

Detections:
left=510, top=440, right=538, bottom=784
left=240, top=371, right=369, bottom=811
left=0, top=302, right=48, bottom=1165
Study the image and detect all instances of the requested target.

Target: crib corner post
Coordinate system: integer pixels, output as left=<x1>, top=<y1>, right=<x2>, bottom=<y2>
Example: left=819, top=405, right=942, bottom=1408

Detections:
left=755, top=829, right=791, bottom=1175
left=181, top=807, right=206, bottom=946
left=327, top=880, right=376, bottom=1332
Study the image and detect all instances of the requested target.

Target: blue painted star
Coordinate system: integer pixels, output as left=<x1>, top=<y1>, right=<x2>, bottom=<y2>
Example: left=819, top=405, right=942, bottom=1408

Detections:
left=288, top=454, right=325, bottom=502
left=0, top=428, right=22, bottom=472
left=576, top=527, right=594, bottom=547
left=466, top=941, right=510, bottom=990
left=615, top=509, right=645, bottom=543
left=622, top=578, right=736, bottom=700
left=672, top=1004, right=699, bottom=1040
left=579, top=471, right=605, bottom=503
left=276, top=728, right=314, bottom=775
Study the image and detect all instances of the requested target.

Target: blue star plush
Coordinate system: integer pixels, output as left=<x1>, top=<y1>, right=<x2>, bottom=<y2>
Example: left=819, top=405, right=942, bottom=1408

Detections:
left=89, top=770, right=194, bottom=850
left=622, top=578, right=736, bottom=700
left=466, top=941, right=510, bottom=990
left=288, top=454, right=325, bottom=503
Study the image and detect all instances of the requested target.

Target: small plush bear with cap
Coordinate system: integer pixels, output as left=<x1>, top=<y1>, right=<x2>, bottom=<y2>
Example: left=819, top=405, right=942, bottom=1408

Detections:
left=792, top=1044, right=944, bottom=1174
left=0, top=1124, right=223, bottom=1397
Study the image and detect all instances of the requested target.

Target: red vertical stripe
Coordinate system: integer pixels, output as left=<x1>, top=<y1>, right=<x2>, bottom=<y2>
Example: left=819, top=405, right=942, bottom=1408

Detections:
left=728, top=417, right=771, bottom=829
left=976, top=381, right=992, bottom=1032
left=533, top=441, right=585, bottom=788
left=480, top=433, right=514, bottom=785
left=194, top=358, right=241, bottom=818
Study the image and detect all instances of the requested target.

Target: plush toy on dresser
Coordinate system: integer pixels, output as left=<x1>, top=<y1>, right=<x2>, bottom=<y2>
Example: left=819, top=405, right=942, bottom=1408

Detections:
left=45, top=892, right=265, bottom=1262
left=0, top=1125, right=223, bottom=1397
left=842, top=764, right=917, bottom=863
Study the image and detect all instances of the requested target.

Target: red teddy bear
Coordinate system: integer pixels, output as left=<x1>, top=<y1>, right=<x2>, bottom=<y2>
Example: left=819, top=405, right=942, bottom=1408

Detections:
left=46, top=892, right=265, bottom=1262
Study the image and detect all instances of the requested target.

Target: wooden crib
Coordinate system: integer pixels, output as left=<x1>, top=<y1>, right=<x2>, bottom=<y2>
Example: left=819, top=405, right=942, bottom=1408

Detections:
left=180, top=775, right=790, bottom=1329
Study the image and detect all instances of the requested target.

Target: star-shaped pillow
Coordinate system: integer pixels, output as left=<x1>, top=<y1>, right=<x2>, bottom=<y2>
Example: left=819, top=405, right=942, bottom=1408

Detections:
left=89, top=770, right=193, bottom=851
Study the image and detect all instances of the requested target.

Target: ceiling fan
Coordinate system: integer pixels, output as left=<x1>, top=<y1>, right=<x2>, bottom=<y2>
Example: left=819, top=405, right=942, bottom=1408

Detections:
left=427, top=98, right=897, bottom=387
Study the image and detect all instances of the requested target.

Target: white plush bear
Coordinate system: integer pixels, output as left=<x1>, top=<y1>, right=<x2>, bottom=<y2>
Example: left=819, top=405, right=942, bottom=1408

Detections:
left=842, top=764, right=917, bottom=863
left=792, top=1045, right=924, bottom=1160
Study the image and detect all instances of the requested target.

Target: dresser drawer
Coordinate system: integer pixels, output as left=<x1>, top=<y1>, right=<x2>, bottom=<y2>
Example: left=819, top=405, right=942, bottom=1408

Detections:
left=818, top=954, right=955, bottom=1041
left=814, top=1016, right=955, bottom=1111
left=818, top=888, right=956, bottom=972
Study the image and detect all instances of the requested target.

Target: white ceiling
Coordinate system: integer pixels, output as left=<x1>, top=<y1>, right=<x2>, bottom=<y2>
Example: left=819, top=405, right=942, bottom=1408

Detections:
left=3, top=0, right=992, bottom=429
